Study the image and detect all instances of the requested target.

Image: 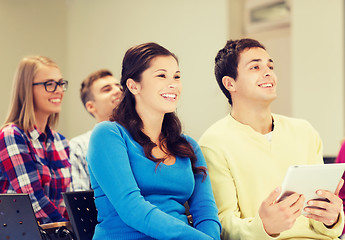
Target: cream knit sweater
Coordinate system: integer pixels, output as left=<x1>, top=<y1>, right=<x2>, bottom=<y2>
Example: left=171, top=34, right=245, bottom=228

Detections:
left=199, top=114, right=343, bottom=240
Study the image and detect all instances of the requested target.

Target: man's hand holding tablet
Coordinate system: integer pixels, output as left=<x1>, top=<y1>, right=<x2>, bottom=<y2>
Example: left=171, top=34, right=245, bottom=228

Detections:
left=277, top=164, right=345, bottom=227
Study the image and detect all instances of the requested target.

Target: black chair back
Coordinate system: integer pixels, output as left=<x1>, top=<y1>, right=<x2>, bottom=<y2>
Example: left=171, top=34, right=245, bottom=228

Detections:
left=0, top=193, right=43, bottom=240
left=62, top=191, right=97, bottom=240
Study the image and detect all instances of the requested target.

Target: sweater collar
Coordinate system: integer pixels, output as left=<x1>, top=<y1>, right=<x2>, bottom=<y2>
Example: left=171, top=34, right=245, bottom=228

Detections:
left=226, top=113, right=278, bottom=135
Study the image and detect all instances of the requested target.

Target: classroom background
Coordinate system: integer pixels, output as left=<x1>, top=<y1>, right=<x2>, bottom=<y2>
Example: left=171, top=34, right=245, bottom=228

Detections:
left=0, top=0, right=343, bottom=157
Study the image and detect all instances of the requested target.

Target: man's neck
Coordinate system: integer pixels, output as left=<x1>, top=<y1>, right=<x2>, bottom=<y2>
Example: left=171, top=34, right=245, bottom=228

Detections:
left=231, top=103, right=273, bottom=134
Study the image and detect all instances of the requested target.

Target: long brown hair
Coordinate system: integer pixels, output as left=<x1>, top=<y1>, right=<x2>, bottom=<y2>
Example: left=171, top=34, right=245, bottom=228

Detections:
left=3, top=56, right=60, bottom=132
left=111, top=42, right=207, bottom=178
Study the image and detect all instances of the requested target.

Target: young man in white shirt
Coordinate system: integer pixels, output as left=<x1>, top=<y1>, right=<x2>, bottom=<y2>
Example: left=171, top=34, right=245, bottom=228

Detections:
left=70, top=69, right=122, bottom=191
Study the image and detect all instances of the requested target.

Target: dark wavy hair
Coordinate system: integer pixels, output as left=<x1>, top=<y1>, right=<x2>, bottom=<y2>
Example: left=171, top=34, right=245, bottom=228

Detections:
left=110, top=42, right=206, bottom=178
left=214, top=38, right=266, bottom=105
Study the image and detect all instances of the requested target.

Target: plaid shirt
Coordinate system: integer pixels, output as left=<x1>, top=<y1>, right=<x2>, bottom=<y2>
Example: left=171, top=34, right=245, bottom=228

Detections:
left=0, top=124, right=71, bottom=224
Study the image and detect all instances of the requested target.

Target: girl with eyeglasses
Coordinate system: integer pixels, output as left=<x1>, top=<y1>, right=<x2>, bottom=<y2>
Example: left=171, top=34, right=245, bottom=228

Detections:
left=0, top=56, right=71, bottom=224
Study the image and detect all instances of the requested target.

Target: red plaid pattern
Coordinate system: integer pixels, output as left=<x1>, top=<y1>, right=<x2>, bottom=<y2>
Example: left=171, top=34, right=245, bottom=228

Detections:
left=0, top=124, right=71, bottom=223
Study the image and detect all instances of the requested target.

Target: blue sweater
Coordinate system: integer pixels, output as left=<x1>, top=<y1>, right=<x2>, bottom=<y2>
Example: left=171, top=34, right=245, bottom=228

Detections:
left=87, top=121, right=221, bottom=240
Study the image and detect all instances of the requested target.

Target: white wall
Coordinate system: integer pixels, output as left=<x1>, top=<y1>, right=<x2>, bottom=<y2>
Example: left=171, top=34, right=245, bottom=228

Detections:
left=0, top=0, right=344, bottom=156
left=0, top=0, right=230, bottom=140
left=0, top=0, right=67, bottom=127
left=291, top=0, right=344, bottom=156
left=64, top=0, right=230, bottom=140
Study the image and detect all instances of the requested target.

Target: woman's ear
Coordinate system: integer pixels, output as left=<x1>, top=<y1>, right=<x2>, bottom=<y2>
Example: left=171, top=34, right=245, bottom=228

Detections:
left=126, top=78, right=140, bottom=95
left=222, top=76, right=236, bottom=92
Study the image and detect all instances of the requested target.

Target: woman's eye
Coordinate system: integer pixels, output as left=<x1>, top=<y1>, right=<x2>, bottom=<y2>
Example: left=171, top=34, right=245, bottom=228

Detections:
left=251, top=66, right=259, bottom=70
left=174, top=75, right=181, bottom=80
left=157, top=74, right=166, bottom=78
left=269, top=66, right=274, bottom=70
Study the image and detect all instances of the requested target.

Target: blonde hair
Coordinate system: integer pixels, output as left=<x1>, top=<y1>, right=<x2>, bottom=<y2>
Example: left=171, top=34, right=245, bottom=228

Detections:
left=3, top=56, right=60, bottom=132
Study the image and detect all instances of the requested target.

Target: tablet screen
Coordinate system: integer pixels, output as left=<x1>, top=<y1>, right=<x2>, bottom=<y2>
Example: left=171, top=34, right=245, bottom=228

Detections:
left=276, top=163, right=345, bottom=213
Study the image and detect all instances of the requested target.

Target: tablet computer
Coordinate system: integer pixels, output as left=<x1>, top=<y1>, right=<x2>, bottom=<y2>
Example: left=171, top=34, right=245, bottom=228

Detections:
left=276, top=163, right=345, bottom=214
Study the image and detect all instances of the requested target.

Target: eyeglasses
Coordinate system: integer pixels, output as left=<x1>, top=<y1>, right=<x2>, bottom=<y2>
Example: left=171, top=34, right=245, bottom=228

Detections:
left=32, top=80, right=68, bottom=92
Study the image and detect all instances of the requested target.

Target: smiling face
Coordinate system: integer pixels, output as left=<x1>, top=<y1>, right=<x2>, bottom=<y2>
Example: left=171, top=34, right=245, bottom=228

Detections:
left=229, top=47, right=277, bottom=106
left=32, top=66, right=64, bottom=121
left=87, top=75, right=122, bottom=122
left=128, top=55, right=182, bottom=117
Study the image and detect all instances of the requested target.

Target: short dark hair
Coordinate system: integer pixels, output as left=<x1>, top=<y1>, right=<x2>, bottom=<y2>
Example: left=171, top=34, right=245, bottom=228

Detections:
left=80, top=69, right=113, bottom=107
left=214, top=38, right=266, bottom=105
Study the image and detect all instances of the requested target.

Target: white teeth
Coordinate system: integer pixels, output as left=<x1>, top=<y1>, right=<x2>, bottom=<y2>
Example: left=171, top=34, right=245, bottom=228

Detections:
left=260, top=83, right=273, bottom=88
left=50, top=99, right=61, bottom=103
left=161, top=93, right=176, bottom=98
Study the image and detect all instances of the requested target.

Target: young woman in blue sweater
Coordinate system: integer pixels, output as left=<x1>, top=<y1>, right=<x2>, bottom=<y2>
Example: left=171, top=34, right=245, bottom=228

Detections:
left=87, top=42, right=221, bottom=240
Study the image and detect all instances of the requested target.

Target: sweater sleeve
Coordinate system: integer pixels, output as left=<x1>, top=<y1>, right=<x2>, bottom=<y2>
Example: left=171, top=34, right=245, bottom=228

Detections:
left=336, top=142, right=345, bottom=165
left=87, top=122, right=216, bottom=240
left=336, top=142, right=345, bottom=234
left=200, top=143, right=278, bottom=240
left=184, top=136, right=221, bottom=240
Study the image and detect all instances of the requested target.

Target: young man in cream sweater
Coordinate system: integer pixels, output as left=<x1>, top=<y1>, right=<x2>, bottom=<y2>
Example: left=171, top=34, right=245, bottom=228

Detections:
left=199, top=38, right=344, bottom=239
